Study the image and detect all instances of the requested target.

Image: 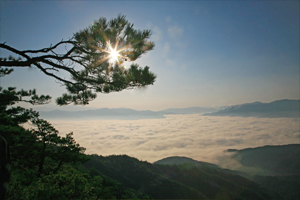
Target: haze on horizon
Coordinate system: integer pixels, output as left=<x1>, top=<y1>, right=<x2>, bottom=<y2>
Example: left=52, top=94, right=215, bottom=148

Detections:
left=1, top=1, right=299, bottom=111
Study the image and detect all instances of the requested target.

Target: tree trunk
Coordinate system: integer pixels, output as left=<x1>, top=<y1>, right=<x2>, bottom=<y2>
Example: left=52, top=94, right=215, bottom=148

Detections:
left=38, top=137, right=46, bottom=177
left=53, top=160, right=63, bottom=174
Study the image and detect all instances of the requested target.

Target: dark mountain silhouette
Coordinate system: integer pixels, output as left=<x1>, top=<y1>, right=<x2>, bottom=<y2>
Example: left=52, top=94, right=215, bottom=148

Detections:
left=203, top=99, right=300, bottom=118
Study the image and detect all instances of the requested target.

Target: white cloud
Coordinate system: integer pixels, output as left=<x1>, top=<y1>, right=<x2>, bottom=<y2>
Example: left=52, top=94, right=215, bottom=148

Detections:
left=168, top=25, right=183, bottom=38
left=48, top=115, right=300, bottom=165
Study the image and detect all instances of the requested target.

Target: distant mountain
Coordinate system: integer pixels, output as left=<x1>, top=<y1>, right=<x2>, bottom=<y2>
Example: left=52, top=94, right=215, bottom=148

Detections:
left=38, top=100, right=299, bottom=119
left=226, top=144, right=300, bottom=176
left=38, top=106, right=218, bottom=120
left=203, top=99, right=300, bottom=118
left=39, top=108, right=165, bottom=120
left=158, top=107, right=218, bottom=115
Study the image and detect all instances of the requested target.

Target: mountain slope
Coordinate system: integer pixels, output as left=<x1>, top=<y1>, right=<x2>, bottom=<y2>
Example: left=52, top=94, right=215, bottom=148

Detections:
left=82, top=154, right=277, bottom=199
left=227, top=144, right=300, bottom=176
left=203, top=99, right=300, bottom=118
left=226, top=144, right=300, bottom=200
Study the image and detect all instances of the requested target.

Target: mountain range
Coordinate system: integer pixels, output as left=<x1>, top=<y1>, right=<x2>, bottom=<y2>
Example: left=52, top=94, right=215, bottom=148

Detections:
left=203, top=99, right=299, bottom=118
left=39, top=99, right=299, bottom=120
left=158, top=107, right=218, bottom=115
left=38, top=106, right=218, bottom=120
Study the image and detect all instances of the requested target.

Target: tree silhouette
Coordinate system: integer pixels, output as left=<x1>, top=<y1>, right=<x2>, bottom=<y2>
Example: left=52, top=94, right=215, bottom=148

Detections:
left=0, top=15, right=156, bottom=105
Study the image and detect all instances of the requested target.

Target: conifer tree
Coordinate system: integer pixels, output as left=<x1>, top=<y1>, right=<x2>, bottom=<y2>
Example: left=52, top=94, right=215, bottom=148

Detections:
left=0, top=15, right=156, bottom=105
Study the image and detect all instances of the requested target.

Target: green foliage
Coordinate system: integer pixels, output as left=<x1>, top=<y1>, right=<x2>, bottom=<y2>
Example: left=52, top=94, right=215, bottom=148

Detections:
left=0, top=67, right=13, bottom=77
left=83, top=154, right=280, bottom=199
left=29, top=118, right=89, bottom=177
left=74, top=15, right=154, bottom=63
left=8, top=164, right=150, bottom=200
left=254, top=175, right=300, bottom=200
left=83, top=155, right=208, bottom=199
left=0, top=86, right=51, bottom=108
left=0, top=15, right=156, bottom=105
left=0, top=83, right=151, bottom=199
left=56, top=15, right=156, bottom=105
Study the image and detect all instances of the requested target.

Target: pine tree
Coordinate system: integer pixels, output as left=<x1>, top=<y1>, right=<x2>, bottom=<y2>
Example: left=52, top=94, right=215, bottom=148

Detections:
left=0, top=15, right=156, bottom=105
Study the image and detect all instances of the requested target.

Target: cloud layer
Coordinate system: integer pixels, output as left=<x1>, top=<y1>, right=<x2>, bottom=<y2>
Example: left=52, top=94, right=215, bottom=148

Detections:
left=47, top=115, right=300, bottom=164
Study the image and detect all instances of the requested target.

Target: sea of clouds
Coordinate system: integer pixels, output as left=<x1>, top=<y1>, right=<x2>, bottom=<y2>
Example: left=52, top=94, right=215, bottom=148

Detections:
left=46, top=114, right=299, bottom=166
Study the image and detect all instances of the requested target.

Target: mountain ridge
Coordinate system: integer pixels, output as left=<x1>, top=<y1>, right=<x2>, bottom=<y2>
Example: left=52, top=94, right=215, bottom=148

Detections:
left=38, top=99, right=299, bottom=119
left=153, top=156, right=219, bottom=169
left=203, top=99, right=299, bottom=118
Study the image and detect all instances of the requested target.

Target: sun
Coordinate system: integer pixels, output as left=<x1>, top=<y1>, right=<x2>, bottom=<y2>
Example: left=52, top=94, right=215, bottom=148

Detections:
left=109, top=48, right=120, bottom=63
left=95, top=40, right=129, bottom=66
left=107, top=43, right=120, bottom=64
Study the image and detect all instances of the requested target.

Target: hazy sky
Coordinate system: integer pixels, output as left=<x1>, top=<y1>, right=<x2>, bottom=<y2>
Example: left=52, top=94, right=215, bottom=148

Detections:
left=1, top=1, right=299, bottom=111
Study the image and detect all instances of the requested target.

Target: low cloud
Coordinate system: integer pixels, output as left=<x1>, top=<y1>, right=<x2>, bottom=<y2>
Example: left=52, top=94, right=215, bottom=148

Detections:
left=48, top=115, right=300, bottom=165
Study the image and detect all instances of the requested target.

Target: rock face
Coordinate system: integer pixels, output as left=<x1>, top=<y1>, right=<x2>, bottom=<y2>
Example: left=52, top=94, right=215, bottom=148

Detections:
left=203, top=99, right=300, bottom=118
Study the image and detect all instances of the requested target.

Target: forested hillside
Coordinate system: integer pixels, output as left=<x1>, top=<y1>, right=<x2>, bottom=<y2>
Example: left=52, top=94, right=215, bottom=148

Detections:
left=227, top=144, right=300, bottom=200
left=82, top=154, right=277, bottom=199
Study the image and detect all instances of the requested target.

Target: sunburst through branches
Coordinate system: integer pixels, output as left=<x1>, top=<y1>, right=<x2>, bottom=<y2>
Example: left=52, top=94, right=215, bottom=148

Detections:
left=107, top=43, right=120, bottom=65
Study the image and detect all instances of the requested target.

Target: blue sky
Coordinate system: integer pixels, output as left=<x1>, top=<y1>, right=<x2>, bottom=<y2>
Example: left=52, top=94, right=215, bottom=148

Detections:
left=1, top=1, right=299, bottom=111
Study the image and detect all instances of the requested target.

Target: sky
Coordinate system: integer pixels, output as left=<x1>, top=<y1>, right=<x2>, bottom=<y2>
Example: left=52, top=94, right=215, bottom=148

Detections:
left=1, top=1, right=299, bottom=111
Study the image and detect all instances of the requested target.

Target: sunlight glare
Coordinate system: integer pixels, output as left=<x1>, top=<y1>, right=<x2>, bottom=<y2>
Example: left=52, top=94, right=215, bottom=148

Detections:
left=107, top=43, right=120, bottom=65
left=109, top=48, right=120, bottom=64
